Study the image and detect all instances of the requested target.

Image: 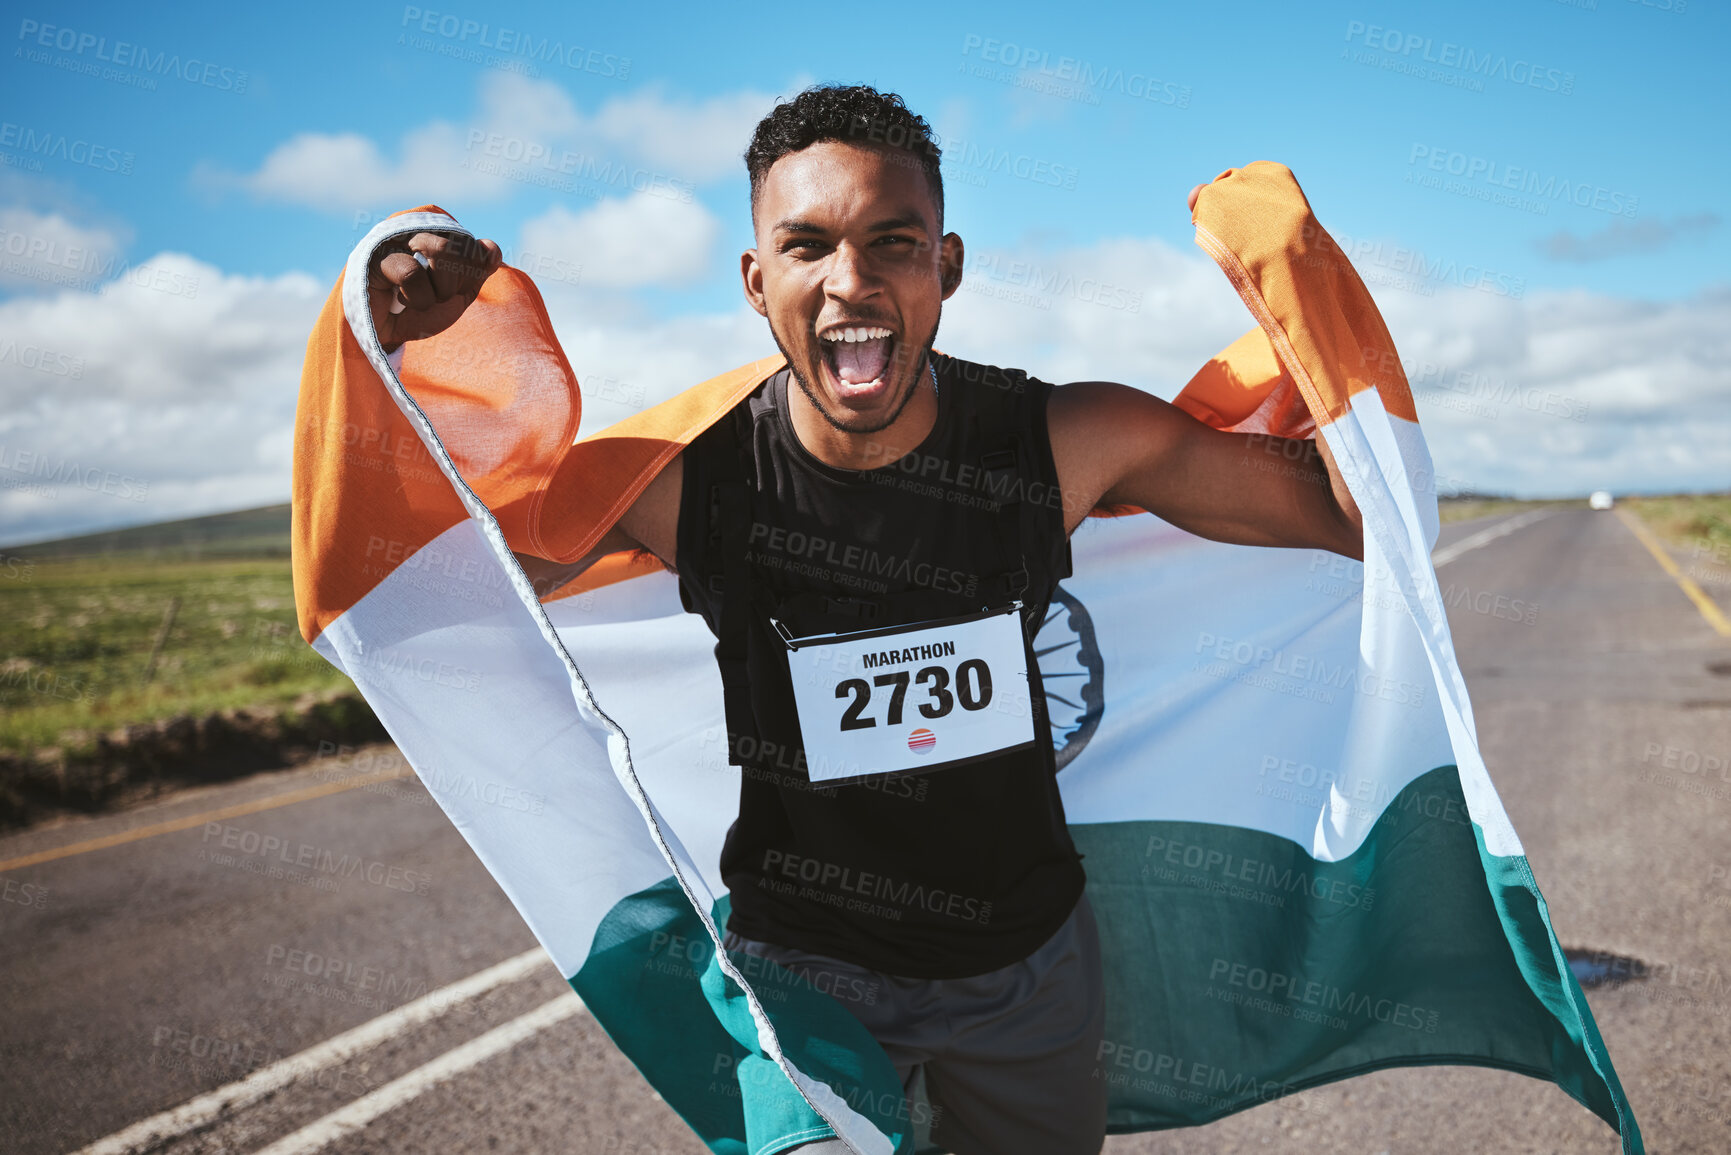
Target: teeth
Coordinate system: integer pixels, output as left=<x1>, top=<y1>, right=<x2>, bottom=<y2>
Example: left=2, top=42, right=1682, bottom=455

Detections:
left=821, top=326, right=892, bottom=343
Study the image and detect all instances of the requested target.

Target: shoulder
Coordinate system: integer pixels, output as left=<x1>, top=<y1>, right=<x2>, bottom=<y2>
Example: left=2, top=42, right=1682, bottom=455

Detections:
left=935, top=354, right=1172, bottom=433
left=672, top=379, right=773, bottom=528
left=1044, top=381, right=1199, bottom=531
left=933, top=351, right=1046, bottom=403
left=1047, top=379, right=1183, bottom=441
left=686, top=375, right=774, bottom=456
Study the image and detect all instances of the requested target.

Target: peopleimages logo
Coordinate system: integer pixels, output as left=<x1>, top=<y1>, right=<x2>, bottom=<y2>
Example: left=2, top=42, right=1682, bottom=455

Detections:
left=0, top=122, right=133, bottom=174
left=398, top=7, right=630, bottom=79
left=16, top=19, right=251, bottom=92
left=1342, top=21, right=1575, bottom=95
left=958, top=34, right=1192, bottom=108
left=1407, top=144, right=1638, bottom=219
left=759, top=850, right=993, bottom=925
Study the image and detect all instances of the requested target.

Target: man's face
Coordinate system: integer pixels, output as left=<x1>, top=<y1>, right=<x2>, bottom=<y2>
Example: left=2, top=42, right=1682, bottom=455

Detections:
left=742, top=141, right=962, bottom=435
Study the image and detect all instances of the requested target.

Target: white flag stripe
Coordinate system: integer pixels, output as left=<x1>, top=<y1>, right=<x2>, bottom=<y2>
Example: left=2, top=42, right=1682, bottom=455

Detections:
left=331, top=217, right=897, bottom=1155
left=315, top=520, right=677, bottom=978
left=1322, top=395, right=1522, bottom=857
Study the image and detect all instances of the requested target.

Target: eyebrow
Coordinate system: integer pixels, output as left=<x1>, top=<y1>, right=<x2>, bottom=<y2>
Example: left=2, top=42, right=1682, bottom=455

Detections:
left=865, top=214, right=930, bottom=234
left=772, top=214, right=931, bottom=236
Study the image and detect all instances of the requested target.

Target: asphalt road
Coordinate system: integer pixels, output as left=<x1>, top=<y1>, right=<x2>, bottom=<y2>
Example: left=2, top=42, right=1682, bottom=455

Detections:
left=4, top=506, right=1727, bottom=1155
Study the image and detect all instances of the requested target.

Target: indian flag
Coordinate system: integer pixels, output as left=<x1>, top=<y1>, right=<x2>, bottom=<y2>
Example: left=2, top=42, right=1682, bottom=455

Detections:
left=292, top=161, right=1641, bottom=1154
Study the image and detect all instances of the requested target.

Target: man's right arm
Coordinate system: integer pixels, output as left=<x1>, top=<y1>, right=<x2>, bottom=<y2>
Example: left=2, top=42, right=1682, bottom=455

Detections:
left=514, top=454, right=684, bottom=596
left=369, top=229, right=685, bottom=596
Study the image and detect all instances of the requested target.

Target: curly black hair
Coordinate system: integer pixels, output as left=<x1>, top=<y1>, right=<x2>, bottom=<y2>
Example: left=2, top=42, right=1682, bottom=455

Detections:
left=745, top=84, right=944, bottom=225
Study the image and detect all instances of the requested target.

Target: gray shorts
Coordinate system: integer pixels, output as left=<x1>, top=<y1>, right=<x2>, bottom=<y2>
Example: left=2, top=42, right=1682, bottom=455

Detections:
left=722, top=895, right=1107, bottom=1155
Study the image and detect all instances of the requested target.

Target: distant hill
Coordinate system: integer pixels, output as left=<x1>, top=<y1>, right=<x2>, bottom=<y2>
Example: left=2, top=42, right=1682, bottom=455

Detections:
left=6, top=490, right=1724, bottom=561
left=9, top=503, right=292, bottom=560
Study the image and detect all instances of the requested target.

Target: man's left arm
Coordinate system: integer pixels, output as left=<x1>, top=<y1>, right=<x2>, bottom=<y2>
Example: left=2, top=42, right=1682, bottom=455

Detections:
left=1047, top=381, right=1363, bottom=561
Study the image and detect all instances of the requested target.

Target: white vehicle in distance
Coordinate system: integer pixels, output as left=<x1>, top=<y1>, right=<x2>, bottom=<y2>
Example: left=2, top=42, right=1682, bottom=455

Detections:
left=1589, top=490, right=1615, bottom=510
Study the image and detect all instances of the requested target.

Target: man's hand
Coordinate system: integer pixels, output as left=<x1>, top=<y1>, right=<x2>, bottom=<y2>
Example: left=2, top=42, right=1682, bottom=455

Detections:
left=367, top=231, right=502, bottom=353
left=1187, top=170, right=1235, bottom=216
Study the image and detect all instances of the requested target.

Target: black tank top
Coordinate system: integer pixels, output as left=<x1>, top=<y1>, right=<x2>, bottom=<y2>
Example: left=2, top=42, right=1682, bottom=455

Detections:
left=676, top=352, right=1085, bottom=978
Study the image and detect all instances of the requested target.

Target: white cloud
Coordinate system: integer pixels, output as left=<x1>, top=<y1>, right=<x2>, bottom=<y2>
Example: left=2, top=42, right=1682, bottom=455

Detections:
left=1377, top=284, right=1731, bottom=497
left=587, top=87, right=781, bottom=182
left=518, top=193, right=721, bottom=289
left=0, top=253, right=323, bottom=544
left=929, top=232, right=1731, bottom=498
left=0, top=207, right=129, bottom=294
left=1537, top=212, right=1720, bottom=263
left=939, top=234, right=1249, bottom=391
left=6, top=212, right=1723, bottom=547
left=554, top=304, right=777, bottom=440
left=207, top=124, right=493, bottom=215
left=209, top=74, right=781, bottom=215
left=0, top=191, right=755, bottom=544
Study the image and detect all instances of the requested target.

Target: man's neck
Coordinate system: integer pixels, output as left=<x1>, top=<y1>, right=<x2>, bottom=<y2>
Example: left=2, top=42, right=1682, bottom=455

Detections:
left=786, top=356, right=938, bottom=472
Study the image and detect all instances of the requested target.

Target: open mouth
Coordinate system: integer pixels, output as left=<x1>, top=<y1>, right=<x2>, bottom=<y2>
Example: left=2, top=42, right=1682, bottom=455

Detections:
left=818, top=324, right=898, bottom=405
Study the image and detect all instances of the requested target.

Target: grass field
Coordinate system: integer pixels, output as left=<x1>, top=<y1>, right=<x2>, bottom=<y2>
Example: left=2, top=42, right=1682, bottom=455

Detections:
left=1621, top=493, right=1731, bottom=557
left=1436, top=497, right=1567, bottom=524
left=2, top=494, right=1725, bottom=757
left=0, top=505, right=352, bottom=756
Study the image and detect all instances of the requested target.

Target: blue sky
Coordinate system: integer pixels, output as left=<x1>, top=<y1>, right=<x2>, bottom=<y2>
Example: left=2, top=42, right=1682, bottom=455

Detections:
left=1, top=0, right=1727, bottom=542
left=15, top=0, right=1727, bottom=298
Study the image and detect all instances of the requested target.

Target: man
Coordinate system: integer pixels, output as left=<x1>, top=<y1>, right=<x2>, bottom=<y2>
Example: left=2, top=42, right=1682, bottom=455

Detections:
left=368, top=86, right=1361, bottom=1155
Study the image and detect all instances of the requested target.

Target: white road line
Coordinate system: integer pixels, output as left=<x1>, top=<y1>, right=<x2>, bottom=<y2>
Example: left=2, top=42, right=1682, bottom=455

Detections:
left=71, top=948, right=550, bottom=1155
left=1433, top=508, right=1555, bottom=569
left=251, top=993, right=588, bottom=1155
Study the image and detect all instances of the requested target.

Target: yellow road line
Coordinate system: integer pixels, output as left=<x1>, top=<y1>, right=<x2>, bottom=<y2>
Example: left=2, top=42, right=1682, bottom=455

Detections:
left=1616, top=508, right=1731, bottom=639
left=0, top=764, right=415, bottom=873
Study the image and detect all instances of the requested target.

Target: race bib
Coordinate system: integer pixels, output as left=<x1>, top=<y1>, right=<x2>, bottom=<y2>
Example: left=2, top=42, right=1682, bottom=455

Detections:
left=780, top=605, right=1036, bottom=783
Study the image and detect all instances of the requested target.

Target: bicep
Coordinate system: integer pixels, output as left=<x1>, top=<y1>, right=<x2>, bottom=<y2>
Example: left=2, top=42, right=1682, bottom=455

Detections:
left=1114, top=421, right=1335, bottom=548
left=1054, top=381, right=1343, bottom=550
left=513, top=451, right=685, bottom=594
left=1049, top=382, right=1189, bottom=533
left=617, top=451, right=682, bottom=570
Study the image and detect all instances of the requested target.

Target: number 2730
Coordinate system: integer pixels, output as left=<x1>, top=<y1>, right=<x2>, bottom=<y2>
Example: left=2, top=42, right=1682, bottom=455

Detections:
left=835, top=660, right=993, bottom=730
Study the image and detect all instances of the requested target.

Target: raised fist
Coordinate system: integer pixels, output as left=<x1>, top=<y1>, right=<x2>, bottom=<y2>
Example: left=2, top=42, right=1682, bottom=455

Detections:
left=366, top=231, right=502, bottom=353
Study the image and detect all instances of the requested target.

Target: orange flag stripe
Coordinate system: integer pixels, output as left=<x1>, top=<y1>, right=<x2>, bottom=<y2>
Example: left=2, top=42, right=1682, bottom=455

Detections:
left=1183, top=161, right=1417, bottom=429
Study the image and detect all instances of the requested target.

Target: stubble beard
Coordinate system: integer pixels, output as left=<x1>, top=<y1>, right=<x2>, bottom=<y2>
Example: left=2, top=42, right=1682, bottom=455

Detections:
left=767, top=309, right=942, bottom=437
